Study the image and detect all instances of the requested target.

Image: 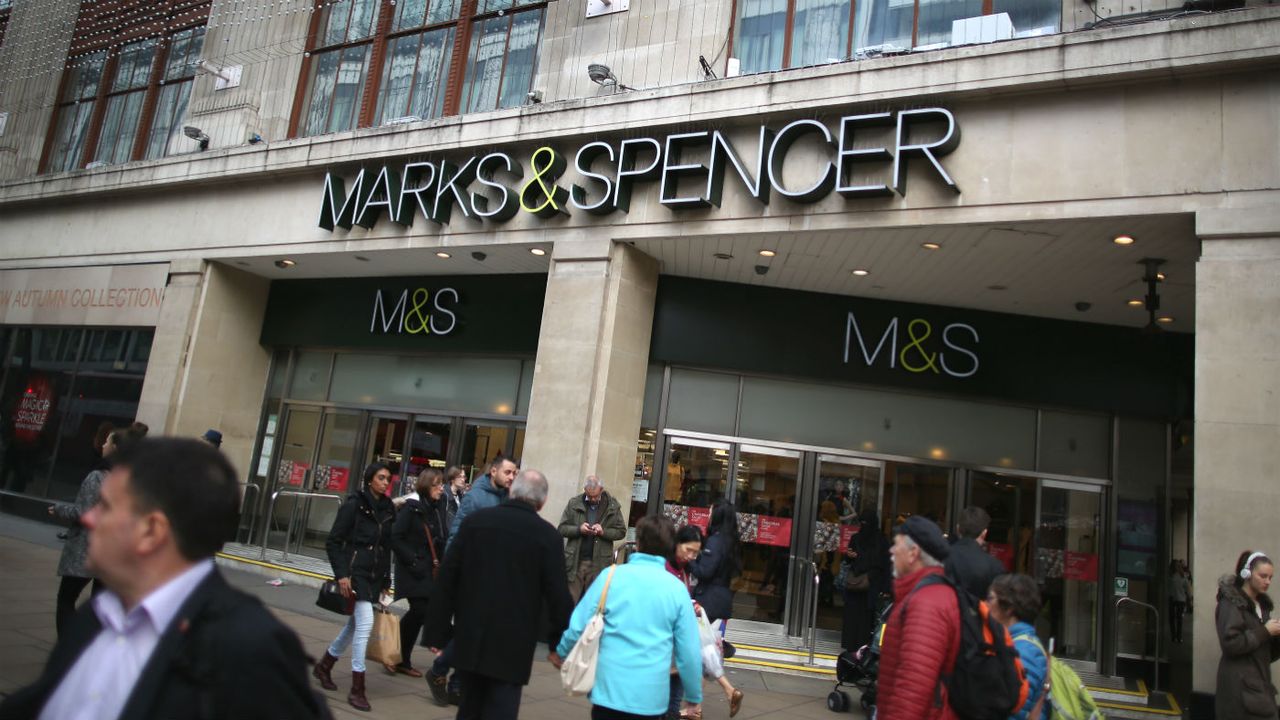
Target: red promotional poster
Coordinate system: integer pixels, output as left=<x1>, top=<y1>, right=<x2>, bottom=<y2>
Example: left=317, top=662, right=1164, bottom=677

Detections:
left=387, top=474, right=399, bottom=498
left=12, top=374, right=55, bottom=444
left=987, top=542, right=1014, bottom=571
left=1064, top=551, right=1099, bottom=582
left=687, top=506, right=711, bottom=530
left=757, top=516, right=793, bottom=547
left=840, top=524, right=857, bottom=551
left=326, top=467, right=350, bottom=493
left=288, top=461, right=309, bottom=487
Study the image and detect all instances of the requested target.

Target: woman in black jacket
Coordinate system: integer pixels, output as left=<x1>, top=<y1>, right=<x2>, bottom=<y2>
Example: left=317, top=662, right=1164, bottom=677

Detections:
left=840, top=509, right=888, bottom=651
left=691, top=499, right=741, bottom=624
left=313, top=462, right=396, bottom=712
left=389, top=468, right=448, bottom=677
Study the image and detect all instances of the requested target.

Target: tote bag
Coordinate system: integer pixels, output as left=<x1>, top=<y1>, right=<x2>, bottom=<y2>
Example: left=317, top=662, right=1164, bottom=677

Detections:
left=560, top=566, right=617, bottom=696
left=367, top=605, right=403, bottom=668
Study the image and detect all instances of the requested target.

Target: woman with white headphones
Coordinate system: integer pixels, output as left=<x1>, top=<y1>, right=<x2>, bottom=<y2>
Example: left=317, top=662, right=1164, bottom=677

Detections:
left=1216, top=550, right=1280, bottom=719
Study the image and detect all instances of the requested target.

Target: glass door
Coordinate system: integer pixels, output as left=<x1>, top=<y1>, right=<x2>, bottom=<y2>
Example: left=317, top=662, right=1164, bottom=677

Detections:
left=365, top=414, right=410, bottom=496
left=804, top=456, right=883, bottom=639
left=295, top=409, right=362, bottom=556
left=404, top=416, right=452, bottom=487
left=970, top=472, right=1038, bottom=577
left=1040, top=480, right=1103, bottom=662
left=884, top=461, right=953, bottom=536
left=732, top=445, right=801, bottom=625
left=661, top=436, right=730, bottom=522
left=265, top=405, right=322, bottom=552
left=461, top=421, right=519, bottom=481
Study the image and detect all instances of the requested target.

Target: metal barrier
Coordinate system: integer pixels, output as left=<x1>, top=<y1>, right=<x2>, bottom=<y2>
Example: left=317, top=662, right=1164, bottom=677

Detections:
left=1117, top=596, right=1160, bottom=690
left=613, top=541, right=637, bottom=565
left=238, top=482, right=261, bottom=544
left=804, top=557, right=821, bottom=666
left=259, top=490, right=342, bottom=561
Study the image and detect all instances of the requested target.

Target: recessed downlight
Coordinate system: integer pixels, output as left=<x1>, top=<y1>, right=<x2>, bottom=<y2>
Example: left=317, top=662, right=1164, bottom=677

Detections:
left=1127, top=299, right=1144, bottom=307
left=851, top=269, right=870, bottom=277
left=353, top=255, right=370, bottom=262
left=1113, top=235, right=1135, bottom=246
left=529, top=248, right=547, bottom=256
left=921, top=242, right=941, bottom=250
left=274, top=259, right=296, bottom=269
left=758, top=249, right=776, bottom=257
left=1157, top=316, right=1175, bottom=324
left=436, top=251, right=451, bottom=259
left=1156, top=272, right=1166, bottom=281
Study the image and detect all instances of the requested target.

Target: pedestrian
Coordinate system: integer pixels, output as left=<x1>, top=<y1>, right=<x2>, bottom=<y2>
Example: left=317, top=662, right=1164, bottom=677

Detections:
left=558, top=474, right=626, bottom=602
left=944, top=506, right=1005, bottom=600
left=690, top=499, right=741, bottom=626
left=425, top=469, right=573, bottom=720
left=448, top=455, right=517, bottom=543
left=876, top=515, right=961, bottom=720
left=443, top=465, right=467, bottom=527
left=1168, top=559, right=1191, bottom=643
left=388, top=468, right=447, bottom=677
left=312, top=462, right=396, bottom=712
left=665, top=523, right=744, bottom=719
left=840, top=509, right=888, bottom=652
left=1215, top=550, right=1280, bottom=720
left=1, top=437, right=329, bottom=720
left=987, top=574, right=1047, bottom=720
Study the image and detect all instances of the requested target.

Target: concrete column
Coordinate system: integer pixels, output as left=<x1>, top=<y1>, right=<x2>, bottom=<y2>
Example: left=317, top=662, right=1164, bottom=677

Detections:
left=1191, top=207, right=1280, bottom=709
left=521, top=239, right=659, bottom=527
left=136, top=261, right=271, bottom=478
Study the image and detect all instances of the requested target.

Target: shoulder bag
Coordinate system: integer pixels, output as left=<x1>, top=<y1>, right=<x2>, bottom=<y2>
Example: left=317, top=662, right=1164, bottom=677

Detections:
left=561, top=565, right=617, bottom=696
left=423, top=517, right=440, bottom=579
left=316, top=580, right=355, bottom=615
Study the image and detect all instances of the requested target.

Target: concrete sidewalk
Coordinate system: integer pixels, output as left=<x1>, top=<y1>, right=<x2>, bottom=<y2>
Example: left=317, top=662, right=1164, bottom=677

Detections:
left=0, top=513, right=857, bottom=720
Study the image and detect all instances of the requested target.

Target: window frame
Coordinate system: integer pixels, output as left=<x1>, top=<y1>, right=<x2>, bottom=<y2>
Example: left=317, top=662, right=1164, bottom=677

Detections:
left=727, top=0, right=998, bottom=73
left=288, top=0, right=547, bottom=139
left=39, top=6, right=209, bottom=173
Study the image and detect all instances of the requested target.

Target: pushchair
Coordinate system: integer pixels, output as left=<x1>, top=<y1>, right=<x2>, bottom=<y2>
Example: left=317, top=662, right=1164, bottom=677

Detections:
left=827, top=601, right=892, bottom=714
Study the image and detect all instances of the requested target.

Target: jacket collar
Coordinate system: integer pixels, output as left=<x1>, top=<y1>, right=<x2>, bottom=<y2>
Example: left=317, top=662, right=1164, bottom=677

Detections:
left=500, top=498, right=538, bottom=513
left=892, top=565, right=944, bottom=600
left=1220, top=574, right=1274, bottom=615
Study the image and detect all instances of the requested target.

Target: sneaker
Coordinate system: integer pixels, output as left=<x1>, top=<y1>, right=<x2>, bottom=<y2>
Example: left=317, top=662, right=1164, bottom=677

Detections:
left=425, top=670, right=449, bottom=706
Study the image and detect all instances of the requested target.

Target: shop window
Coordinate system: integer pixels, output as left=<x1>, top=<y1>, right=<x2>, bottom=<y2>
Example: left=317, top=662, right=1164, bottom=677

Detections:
left=630, top=428, right=657, bottom=527
left=731, top=0, right=1060, bottom=73
left=42, top=2, right=210, bottom=172
left=0, top=0, right=12, bottom=51
left=292, top=0, right=545, bottom=138
left=665, top=369, right=738, bottom=436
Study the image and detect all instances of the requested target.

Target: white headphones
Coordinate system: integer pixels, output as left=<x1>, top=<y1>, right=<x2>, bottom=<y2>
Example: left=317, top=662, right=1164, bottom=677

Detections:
left=1241, top=551, right=1269, bottom=580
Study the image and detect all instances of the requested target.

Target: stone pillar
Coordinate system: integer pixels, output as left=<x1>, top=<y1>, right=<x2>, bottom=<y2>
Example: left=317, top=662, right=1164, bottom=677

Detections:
left=521, top=239, right=659, bottom=527
left=1191, top=207, right=1280, bottom=712
left=136, top=261, right=271, bottom=477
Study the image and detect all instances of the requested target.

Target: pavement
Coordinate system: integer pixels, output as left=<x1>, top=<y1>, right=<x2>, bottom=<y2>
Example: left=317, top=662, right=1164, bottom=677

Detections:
left=0, top=512, right=853, bottom=720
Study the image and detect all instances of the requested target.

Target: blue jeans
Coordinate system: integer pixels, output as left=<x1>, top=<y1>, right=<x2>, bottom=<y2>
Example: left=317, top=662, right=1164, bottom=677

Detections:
left=328, top=600, right=374, bottom=672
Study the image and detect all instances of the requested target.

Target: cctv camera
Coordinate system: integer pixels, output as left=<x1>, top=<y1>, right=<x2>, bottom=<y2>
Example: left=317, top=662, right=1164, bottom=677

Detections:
left=471, top=251, right=487, bottom=262
left=1075, top=301, right=1092, bottom=312
left=754, top=265, right=769, bottom=276
left=526, top=89, right=543, bottom=104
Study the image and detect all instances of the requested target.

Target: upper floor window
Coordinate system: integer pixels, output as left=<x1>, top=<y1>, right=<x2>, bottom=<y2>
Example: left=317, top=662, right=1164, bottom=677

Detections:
left=732, top=0, right=1060, bottom=74
left=0, top=0, right=12, bottom=50
left=43, top=9, right=207, bottom=173
left=293, top=0, right=545, bottom=138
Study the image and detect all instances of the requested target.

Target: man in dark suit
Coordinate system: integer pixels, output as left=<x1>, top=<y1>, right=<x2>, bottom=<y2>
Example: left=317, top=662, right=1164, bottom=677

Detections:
left=425, top=468, right=574, bottom=720
left=944, top=506, right=1007, bottom=600
left=0, top=438, right=329, bottom=720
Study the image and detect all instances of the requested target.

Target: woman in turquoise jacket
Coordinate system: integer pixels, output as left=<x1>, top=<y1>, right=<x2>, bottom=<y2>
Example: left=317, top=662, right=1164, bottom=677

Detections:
left=557, top=515, right=704, bottom=720
left=988, top=573, right=1048, bottom=720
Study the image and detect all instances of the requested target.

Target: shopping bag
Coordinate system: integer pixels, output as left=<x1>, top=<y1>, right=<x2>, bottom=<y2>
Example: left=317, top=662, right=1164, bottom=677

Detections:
left=367, top=605, right=402, bottom=668
left=696, top=606, right=725, bottom=680
left=561, top=566, right=617, bottom=696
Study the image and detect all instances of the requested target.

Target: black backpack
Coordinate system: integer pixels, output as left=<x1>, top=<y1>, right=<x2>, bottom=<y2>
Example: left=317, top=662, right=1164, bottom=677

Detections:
left=901, top=573, right=1029, bottom=720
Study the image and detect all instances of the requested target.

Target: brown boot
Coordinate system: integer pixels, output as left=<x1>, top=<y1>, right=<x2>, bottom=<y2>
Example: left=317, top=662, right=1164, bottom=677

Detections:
left=348, top=671, right=371, bottom=712
left=312, top=652, right=338, bottom=691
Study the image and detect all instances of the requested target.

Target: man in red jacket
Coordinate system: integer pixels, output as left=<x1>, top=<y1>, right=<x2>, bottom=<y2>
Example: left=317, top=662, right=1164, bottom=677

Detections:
left=876, top=516, right=961, bottom=720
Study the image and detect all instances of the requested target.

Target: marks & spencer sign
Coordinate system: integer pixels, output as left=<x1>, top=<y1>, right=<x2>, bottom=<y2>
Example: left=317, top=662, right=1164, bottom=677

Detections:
left=317, top=108, right=959, bottom=231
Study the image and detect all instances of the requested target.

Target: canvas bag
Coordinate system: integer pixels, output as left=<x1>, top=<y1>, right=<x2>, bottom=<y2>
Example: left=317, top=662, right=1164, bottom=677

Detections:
left=367, top=604, right=402, bottom=668
left=561, top=566, right=617, bottom=696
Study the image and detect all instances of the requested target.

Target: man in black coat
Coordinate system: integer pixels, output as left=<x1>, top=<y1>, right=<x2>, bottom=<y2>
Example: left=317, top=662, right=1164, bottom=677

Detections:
left=425, top=468, right=573, bottom=720
left=944, top=506, right=1007, bottom=600
left=0, top=438, right=328, bottom=720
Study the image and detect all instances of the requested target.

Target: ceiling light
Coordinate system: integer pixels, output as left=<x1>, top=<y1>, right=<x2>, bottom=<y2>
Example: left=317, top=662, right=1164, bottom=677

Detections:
left=183, top=125, right=210, bottom=151
left=529, top=248, right=547, bottom=256
left=1156, top=272, right=1166, bottom=281
left=921, top=242, right=941, bottom=250
left=758, top=249, right=776, bottom=257
left=1113, top=235, right=1135, bottom=246
left=713, top=252, right=733, bottom=260
left=851, top=269, right=870, bottom=276
left=1127, top=299, right=1144, bottom=307
left=1157, top=316, right=1174, bottom=324
left=435, top=251, right=451, bottom=259
left=274, top=259, right=296, bottom=269
left=587, top=63, right=617, bottom=86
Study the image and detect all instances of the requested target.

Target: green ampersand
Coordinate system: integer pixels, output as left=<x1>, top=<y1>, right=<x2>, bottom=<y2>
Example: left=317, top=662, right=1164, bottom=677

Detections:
left=899, top=318, right=940, bottom=373
left=404, top=288, right=432, bottom=334
left=519, top=147, right=569, bottom=218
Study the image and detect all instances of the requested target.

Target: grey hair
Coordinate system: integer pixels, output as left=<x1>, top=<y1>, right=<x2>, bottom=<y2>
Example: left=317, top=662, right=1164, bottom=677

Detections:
left=900, top=534, right=944, bottom=568
left=511, top=469, right=549, bottom=508
left=584, top=475, right=601, bottom=489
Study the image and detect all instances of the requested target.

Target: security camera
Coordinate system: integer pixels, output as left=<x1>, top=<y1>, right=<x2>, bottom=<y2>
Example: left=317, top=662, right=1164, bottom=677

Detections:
left=471, top=251, right=487, bottom=262
left=754, top=265, right=769, bottom=276
left=1075, top=301, right=1092, bottom=312
left=526, top=89, right=543, bottom=104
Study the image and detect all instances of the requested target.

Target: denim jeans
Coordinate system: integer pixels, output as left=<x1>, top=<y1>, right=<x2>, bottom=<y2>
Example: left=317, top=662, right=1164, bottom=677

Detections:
left=328, top=600, right=374, bottom=672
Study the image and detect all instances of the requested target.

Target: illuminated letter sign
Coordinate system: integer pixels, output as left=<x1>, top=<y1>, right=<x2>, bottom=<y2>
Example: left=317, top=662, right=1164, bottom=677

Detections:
left=370, top=287, right=460, bottom=337
left=844, top=311, right=979, bottom=379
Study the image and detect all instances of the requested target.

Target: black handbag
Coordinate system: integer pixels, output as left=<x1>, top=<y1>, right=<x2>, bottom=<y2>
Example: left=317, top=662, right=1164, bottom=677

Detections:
left=316, top=580, right=355, bottom=615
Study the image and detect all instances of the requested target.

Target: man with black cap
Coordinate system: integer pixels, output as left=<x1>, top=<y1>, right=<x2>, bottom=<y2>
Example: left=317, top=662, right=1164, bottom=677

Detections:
left=876, top=515, right=961, bottom=720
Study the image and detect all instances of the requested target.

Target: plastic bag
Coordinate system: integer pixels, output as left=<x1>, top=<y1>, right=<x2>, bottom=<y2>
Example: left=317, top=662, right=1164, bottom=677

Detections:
left=696, top=607, right=724, bottom=680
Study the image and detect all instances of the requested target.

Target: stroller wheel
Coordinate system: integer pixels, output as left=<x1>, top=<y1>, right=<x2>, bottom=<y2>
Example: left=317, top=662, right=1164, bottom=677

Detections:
left=859, top=694, right=872, bottom=711
left=826, top=691, right=849, bottom=713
